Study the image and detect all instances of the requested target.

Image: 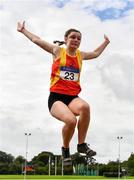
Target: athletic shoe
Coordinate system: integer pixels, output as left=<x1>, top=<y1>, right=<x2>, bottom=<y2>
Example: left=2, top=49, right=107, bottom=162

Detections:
left=61, top=147, right=72, bottom=166
left=77, top=143, right=96, bottom=156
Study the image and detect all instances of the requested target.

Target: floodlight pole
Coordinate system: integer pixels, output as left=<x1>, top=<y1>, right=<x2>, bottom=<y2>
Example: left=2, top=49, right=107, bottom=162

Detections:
left=61, top=157, right=64, bottom=176
left=24, top=133, right=31, bottom=180
left=55, top=156, right=57, bottom=175
left=117, top=136, right=123, bottom=180
left=49, top=156, right=51, bottom=176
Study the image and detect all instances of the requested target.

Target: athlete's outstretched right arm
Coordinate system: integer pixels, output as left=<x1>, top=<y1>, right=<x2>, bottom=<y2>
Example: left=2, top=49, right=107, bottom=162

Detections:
left=17, top=21, right=59, bottom=55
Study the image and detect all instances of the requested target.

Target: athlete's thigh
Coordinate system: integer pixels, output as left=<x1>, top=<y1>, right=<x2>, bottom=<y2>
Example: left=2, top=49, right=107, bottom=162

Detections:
left=68, top=97, right=89, bottom=115
left=50, top=101, right=76, bottom=123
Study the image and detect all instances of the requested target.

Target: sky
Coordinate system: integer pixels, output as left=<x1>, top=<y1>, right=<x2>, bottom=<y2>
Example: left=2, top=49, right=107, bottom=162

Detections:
left=0, top=0, right=134, bottom=164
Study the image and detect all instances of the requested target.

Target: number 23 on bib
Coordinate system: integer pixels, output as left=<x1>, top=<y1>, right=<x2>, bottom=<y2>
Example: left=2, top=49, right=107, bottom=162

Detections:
left=60, top=66, right=80, bottom=81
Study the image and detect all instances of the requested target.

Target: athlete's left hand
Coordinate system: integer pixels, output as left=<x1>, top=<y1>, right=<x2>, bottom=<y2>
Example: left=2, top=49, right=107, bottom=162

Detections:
left=104, top=34, right=110, bottom=43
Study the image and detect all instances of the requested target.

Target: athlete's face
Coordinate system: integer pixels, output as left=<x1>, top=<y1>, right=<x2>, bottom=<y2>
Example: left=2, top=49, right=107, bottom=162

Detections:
left=65, top=32, right=81, bottom=50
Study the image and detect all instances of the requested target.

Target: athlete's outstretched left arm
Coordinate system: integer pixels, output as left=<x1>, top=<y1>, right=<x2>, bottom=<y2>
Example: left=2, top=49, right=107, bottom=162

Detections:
left=81, top=34, right=110, bottom=60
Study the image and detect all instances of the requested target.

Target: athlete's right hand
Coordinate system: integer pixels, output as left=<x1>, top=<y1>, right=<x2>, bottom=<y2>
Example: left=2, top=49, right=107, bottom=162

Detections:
left=17, top=21, right=25, bottom=32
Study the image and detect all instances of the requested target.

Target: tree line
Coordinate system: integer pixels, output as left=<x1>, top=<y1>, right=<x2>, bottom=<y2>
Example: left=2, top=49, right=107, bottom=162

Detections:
left=0, top=150, right=134, bottom=176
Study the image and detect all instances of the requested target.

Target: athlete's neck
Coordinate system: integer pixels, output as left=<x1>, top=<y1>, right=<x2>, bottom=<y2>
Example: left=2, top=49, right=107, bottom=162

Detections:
left=66, top=48, right=77, bottom=56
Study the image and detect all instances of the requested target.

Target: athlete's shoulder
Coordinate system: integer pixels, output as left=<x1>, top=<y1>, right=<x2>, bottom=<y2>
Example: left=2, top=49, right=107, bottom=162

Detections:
left=76, top=49, right=83, bottom=62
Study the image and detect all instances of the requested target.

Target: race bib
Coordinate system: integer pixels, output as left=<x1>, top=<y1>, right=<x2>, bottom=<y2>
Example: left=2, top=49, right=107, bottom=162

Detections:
left=60, top=66, right=80, bottom=81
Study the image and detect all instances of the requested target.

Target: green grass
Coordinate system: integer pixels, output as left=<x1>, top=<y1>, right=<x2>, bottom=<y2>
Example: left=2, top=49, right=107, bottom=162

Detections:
left=0, top=175, right=133, bottom=180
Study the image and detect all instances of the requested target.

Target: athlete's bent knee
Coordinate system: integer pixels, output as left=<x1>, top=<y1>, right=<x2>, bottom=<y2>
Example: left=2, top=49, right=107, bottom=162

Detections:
left=65, top=116, right=77, bottom=128
left=80, top=102, right=90, bottom=113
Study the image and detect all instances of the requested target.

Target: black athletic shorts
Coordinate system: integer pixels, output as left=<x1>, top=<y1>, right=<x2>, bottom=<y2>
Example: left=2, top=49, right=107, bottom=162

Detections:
left=48, top=92, right=78, bottom=111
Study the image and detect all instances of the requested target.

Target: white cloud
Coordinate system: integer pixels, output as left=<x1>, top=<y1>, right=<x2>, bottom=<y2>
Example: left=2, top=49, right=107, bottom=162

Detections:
left=0, top=0, right=134, bottom=163
left=98, top=53, right=134, bottom=102
left=62, top=0, right=127, bottom=10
